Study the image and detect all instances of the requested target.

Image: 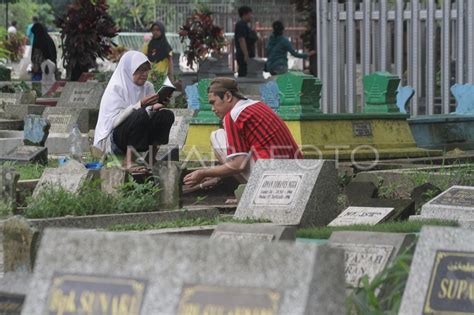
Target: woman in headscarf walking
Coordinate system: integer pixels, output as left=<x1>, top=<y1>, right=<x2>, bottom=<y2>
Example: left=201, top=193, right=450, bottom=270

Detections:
left=94, top=51, right=174, bottom=156
left=31, top=23, right=57, bottom=81
left=143, top=21, right=174, bottom=79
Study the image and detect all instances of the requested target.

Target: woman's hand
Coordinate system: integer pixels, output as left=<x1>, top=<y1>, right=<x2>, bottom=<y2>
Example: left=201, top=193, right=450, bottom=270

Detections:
left=140, top=94, right=159, bottom=108
left=151, top=103, right=164, bottom=111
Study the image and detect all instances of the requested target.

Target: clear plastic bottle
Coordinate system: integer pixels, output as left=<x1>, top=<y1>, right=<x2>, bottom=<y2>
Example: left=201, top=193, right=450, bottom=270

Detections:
left=69, top=124, right=83, bottom=162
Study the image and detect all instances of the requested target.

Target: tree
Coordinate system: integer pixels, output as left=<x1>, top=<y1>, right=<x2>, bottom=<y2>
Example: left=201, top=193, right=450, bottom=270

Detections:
left=55, top=0, right=119, bottom=80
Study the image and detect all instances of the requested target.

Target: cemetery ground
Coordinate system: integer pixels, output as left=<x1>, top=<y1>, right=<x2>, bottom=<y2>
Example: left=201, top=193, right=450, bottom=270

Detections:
left=1, top=151, right=473, bottom=314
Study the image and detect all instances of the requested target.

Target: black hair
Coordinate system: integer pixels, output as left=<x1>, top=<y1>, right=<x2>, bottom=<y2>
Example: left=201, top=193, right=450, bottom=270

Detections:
left=32, top=16, right=39, bottom=22
left=272, top=21, right=284, bottom=36
left=238, top=6, right=252, bottom=18
left=11, top=21, right=17, bottom=26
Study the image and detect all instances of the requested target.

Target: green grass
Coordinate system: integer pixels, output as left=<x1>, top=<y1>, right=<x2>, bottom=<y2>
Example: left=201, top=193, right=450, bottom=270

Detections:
left=1, top=160, right=59, bottom=180
left=296, top=219, right=459, bottom=240
left=24, top=179, right=161, bottom=219
left=107, top=216, right=271, bottom=232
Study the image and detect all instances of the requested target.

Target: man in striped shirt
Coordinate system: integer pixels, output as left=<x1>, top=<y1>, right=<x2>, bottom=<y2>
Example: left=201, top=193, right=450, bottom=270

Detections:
left=183, top=77, right=302, bottom=188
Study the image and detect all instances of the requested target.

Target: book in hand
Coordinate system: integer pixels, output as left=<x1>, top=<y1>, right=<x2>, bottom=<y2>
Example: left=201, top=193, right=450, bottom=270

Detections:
left=157, top=77, right=176, bottom=104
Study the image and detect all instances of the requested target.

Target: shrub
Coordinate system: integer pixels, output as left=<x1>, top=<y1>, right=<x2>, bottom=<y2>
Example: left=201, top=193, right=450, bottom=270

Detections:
left=179, top=4, right=226, bottom=69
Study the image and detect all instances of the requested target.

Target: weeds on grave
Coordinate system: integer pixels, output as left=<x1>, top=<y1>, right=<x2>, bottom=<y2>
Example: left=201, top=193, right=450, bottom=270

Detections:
left=346, top=246, right=414, bottom=315
left=0, top=201, right=13, bottom=218
left=24, top=178, right=160, bottom=218
left=107, top=216, right=271, bottom=232
left=296, top=219, right=458, bottom=240
left=0, top=160, right=59, bottom=180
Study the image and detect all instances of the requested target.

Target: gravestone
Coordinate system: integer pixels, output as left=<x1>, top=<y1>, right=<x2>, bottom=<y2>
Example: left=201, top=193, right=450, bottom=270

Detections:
left=40, top=59, right=56, bottom=96
left=43, top=107, right=87, bottom=134
left=410, top=183, right=442, bottom=211
left=198, top=53, right=233, bottom=79
left=234, top=159, right=338, bottom=227
left=45, top=81, right=66, bottom=97
left=276, top=72, right=322, bottom=119
left=211, top=223, right=296, bottom=242
left=168, top=109, right=195, bottom=148
left=100, top=167, right=127, bottom=195
left=22, top=229, right=346, bottom=314
left=33, top=160, right=92, bottom=198
left=0, top=273, right=31, bottom=315
left=246, top=58, right=266, bottom=80
left=396, top=85, right=415, bottom=114
left=184, top=84, right=200, bottom=110
left=153, top=161, right=182, bottom=210
left=363, top=72, right=400, bottom=113
left=42, top=107, right=90, bottom=154
left=328, top=206, right=395, bottom=227
left=399, top=226, right=474, bottom=314
left=55, top=82, right=104, bottom=109
left=259, top=80, right=280, bottom=111
left=344, top=181, right=378, bottom=204
left=2, top=216, right=39, bottom=273
left=0, top=92, right=36, bottom=106
left=0, top=145, right=47, bottom=164
left=417, top=185, right=474, bottom=221
left=329, top=231, right=416, bottom=288
left=23, top=115, right=50, bottom=146
left=451, top=83, right=474, bottom=114
left=0, top=167, right=19, bottom=210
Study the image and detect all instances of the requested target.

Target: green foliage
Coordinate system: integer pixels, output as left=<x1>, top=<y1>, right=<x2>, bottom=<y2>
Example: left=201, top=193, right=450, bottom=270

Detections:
left=347, top=247, right=414, bottom=315
left=148, top=67, right=167, bottom=92
left=108, top=0, right=156, bottom=32
left=0, top=201, right=13, bottom=218
left=296, top=219, right=459, bottom=240
left=408, top=163, right=474, bottom=191
left=24, top=178, right=160, bottom=218
left=0, top=0, right=55, bottom=35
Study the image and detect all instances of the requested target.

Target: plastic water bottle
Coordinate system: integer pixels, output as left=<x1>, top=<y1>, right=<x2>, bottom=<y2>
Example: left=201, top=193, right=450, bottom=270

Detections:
left=69, top=124, right=83, bottom=162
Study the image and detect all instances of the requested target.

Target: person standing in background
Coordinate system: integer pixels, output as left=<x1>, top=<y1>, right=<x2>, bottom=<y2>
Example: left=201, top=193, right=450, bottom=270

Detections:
left=31, top=23, right=57, bottom=81
left=26, top=17, right=39, bottom=45
left=265, top=21, right=315, bottom=75
left=7, top=21, right=17, bottom=34
left=143, top=21, right=173, bottom=79
left=234, top=6, right=257, bottom=77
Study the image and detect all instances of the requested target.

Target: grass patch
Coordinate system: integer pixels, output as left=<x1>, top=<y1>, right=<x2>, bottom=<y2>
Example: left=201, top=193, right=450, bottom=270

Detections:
left=1, top=160, right=59, bottom=180
left=24, top=179, right=160, bottom=219
left=296, top=219, right=459, bottom=240
left=107, top=216, right=271, bottom=232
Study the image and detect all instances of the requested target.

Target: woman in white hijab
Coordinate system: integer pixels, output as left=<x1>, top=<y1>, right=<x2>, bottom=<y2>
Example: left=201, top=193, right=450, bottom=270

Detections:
left=94, top=51, right=174, bottom=154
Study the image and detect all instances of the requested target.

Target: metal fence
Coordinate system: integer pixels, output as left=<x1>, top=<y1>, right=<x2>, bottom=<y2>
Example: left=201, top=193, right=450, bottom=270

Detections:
left=155, top=2, right=300, bottom=33
left=316, top=0, right=474, bottom=115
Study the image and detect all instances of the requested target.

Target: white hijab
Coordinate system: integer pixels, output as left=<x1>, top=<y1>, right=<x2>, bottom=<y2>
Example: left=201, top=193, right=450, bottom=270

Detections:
left=94, top=51, right=154, bottom=147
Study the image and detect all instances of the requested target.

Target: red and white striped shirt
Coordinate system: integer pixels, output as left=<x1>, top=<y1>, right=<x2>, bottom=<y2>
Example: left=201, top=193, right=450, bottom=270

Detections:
left=223, top=99, right=303, bottom=161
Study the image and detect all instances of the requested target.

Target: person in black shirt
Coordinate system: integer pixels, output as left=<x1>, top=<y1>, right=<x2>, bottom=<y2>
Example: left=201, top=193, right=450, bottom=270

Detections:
left=234, top=6, right=257, bottom=77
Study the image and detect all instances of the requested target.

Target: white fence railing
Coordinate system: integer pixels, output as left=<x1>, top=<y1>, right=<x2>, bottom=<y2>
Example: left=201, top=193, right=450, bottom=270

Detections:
left=316, top=0, right=474, bottom=115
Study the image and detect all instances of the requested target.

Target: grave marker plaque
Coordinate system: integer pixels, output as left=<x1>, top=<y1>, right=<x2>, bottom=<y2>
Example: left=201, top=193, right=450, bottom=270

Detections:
left=352, top=121, right=373, bottom=137
left=329, top=231, right=415, bottom=288
left=46, top=273, right=147, bottom=315
left=422, top=250, right=474, bottom=315
left=328, top=206, right=395, bottom=227
left=400, top=226, right=474, bottom=314
left=56, top=82, right=104, bottom=109
left=418, top=185, right=474, bottom=221
left=177, top=284, right=281, bottom=315
left=47, top=114, right=73, bottom=134
left=235, top=160, right=338, bottom=226
left=23, top=229, right=346, bottom=315
left=0, top=292, right=25, bottom=315
left=0, top=145, right=47, bottom=164
left=210, top=223, right=296, bottom=242
left=331, top=243, right=394, bottom=287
